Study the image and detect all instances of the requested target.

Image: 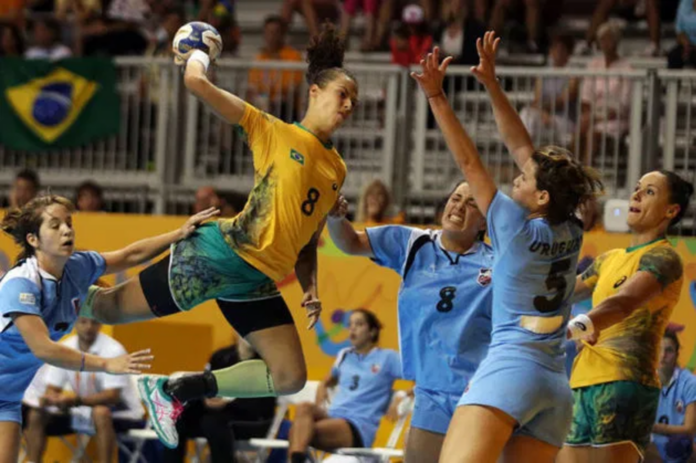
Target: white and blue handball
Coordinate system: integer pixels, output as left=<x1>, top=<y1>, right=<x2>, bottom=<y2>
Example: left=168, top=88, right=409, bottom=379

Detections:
left=172, top=22, right=223, bottom=63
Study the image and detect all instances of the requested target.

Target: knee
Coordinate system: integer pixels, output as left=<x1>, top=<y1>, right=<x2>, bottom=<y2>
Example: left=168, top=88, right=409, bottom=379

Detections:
left=294, top=402, right=316, bottom=419
left=272, top=366, right=307, bottom=395
left=91, top=405, right=113, bottom=427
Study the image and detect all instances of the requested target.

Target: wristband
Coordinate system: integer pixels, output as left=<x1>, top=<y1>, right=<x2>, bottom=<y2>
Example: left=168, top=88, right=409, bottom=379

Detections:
left=568, top=314, right=594, bottom=340
left=189, top=50, right=211, bottom=72
left=80, top=353, right=86, bottom=372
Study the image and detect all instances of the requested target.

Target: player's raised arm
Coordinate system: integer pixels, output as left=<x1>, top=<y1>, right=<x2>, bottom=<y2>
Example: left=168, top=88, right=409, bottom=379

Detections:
left=174, top=23, right=247, bottom=125
left=472, top=31, right=535, bottom=170
left=326, top=196, right=374, bottom=257
left=411, top=47, right=497, bottom=215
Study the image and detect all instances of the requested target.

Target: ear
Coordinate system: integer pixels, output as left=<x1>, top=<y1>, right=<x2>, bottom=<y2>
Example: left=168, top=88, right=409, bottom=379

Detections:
left=26, top=232, right=39, bottom=250
left=537, top=190, right=550, bottom=208
left=666, top=204, right=680, bottom=222
left=309, top=83, right=320, bottom=99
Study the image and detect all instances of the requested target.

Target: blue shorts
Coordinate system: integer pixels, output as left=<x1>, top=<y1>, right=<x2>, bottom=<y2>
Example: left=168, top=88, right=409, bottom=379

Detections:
left=412, top=387, right=461, bottom=435
left=0, top=400, right=22, bottom=424
left=457, top=357, right=573, bottom=447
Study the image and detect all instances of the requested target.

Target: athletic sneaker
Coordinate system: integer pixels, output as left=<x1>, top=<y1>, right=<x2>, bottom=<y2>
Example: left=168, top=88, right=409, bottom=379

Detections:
left=137, top=375, right=184, bottom=449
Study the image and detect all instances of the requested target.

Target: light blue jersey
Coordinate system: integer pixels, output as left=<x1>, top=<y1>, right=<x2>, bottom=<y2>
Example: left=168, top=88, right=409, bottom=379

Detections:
left=458, top=191, right=581, bottom=447
left=654, top=368, right=696, bottom=463
left=485, top=191, right=582, bottom=370
left=328, top=347, right=401, bottom=447
left=365, top=226, right=493, bottom=394
left=0, top=253, right=105, bottom=422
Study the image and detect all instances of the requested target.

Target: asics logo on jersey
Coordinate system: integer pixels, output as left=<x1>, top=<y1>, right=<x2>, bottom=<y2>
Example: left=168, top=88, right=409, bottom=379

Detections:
left=290, top=149, right=305, bottom=165
left=573, top=321, right=587, bottom=331
left=613, top=276, right=627, bottom=288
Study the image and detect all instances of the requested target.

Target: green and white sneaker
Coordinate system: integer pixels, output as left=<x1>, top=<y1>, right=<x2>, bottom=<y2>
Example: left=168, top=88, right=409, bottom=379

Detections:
left=137, top=375, right=183, bottom=449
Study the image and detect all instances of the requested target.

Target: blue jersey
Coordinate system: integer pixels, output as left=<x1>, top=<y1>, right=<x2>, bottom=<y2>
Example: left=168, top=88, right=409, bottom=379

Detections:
left=328, top=347, right=401, bottom=447
left=486, top=192, right=583, bottom=371
left=366, top=226, right=493, bottom=393
left=654, top=368, right=696, bottom=463
left=0, top=252, right=105, bottom=403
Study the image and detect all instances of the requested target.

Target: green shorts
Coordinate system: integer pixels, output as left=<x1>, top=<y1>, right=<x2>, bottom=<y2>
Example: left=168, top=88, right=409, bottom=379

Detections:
left=565, top=380, right=659, bottom=454
left=168, top=222, right=280, bottom=311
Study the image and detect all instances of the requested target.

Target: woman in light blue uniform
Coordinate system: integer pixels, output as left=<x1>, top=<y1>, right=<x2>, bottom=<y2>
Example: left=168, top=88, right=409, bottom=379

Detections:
left=0, top=195, right=215, bottom=463
left=328, top=181, right=493, bottom=462
left=411, top=33, right=603, bottom=463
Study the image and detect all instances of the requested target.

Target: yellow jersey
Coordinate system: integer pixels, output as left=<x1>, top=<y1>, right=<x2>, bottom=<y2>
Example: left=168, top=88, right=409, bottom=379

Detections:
left=570, top=238, right=683, bottom=389
left=219, top=103, right=347, bottom=281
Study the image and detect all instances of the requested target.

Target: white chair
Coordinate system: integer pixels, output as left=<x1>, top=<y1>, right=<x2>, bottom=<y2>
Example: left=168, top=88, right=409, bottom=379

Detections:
left=332, top=393, right=414, bottom=463
left=248, top=380, right=322, bottom=462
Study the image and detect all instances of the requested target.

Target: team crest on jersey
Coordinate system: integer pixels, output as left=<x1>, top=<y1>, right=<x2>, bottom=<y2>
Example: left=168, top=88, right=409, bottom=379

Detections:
left=477, top=268, right=492, bottom=287
left=613, top=276, right=627, bottom=288
left=290, top=149, right=305, bottom=165
left=371, top=363, right=381, bottom=374
left=677, top=400, right=685, bottom=413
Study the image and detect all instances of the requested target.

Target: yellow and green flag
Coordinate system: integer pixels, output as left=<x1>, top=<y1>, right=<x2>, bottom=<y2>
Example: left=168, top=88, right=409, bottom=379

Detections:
left=0, top=58, right=119, bottom=151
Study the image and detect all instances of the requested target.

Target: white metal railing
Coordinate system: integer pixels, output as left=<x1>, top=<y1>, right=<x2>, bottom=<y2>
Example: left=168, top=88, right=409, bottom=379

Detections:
left=2, top=58, right=696, bottom=232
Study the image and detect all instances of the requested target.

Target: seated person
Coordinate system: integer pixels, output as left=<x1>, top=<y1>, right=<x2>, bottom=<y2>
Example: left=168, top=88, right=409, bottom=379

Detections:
left=356, top=179, right=405, bottom=226
left=520, top=32, right=578, bottom=146
left=390, top=5, right=433, bottom=67
left=647, top=331, right=696, bottom=463
left=163, top=338, right=277, bottom=463
left=668, top=0, right=696, bottom=69
left=288, top=309, right=402, bottom=463
left=25, top=18, right=72, bottom=60
left=23, top=318, right=145, bottom=463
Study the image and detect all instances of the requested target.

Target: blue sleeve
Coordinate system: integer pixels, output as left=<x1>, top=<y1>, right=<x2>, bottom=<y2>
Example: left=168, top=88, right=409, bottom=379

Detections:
left=684, top=373, right=696, bottom=406
left=0, top=278, right=42, bottom=318
left=387, top=350, right=402, bottom=380
left=486, top=191, right=528, bottom=253
left=364, top=226, right=413, bottom=273
left=676, top=0, right=687, bottom=33
left=68, top=251, right=106, bottom=288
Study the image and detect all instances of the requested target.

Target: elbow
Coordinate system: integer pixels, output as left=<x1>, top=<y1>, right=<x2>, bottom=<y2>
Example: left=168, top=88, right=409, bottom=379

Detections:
left=184, top=73, right=208, bottom=94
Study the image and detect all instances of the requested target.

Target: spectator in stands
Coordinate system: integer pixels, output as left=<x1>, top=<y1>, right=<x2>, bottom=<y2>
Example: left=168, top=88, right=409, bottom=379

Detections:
left=647, top=331, right=696, bottom=463
left=145, top=5, right=185, bottom=56
left=340, top=0, right=380, bottom=51
left=55, top=0, right=102, bottom=24
left=163, top=338, right=276, bottom=463
left=0, top=23, right=25, bottom=56
left=280, top=0, right=340, bottom=38
left=197, top=0, right=241, bottom=56
left=9, top=169, right=40, bottom=209
left=668, top=0, right=696, bottom=69
left=75, top=181, right=105, bottom=212
left=356, top=179, right=405, bottom=226
left=434, top=2, right=486, bottom=66
left=489, top=0, right=544, bottom=53
left=576, top=22, right=632, bottom=165
left=390, top=4, right=433, bottom=67
left=288, top=309, right=401, bottom=463
left=520, top=32, right=578, bottom=146
left=0, top=0, right=26, bottom=28
left=247, top=15, right=303, bottom=121
left=575, top=0, right=662, bottom=56
left=25, top=18, right=73, bottom=60
left=80, top=0, right=149, bottom=56
left=194, top=186, right=238, bottom=217
left=23, top=317, right=145, bottom=463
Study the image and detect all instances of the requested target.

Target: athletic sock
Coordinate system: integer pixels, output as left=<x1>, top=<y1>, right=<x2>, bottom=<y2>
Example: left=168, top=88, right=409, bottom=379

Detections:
left=164, top=370, right=218, bottom=402
left=212, top=359, right=277, bottom=398
left=290, top=452, right=307, bottom=463
left=79, top=285, right=100, bottom=319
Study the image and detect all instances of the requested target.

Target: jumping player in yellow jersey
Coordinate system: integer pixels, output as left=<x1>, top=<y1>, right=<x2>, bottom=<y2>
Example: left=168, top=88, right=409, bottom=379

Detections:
left=77, top=24, right=359, bottom=448
left=560, top=170, right=694, bottom=463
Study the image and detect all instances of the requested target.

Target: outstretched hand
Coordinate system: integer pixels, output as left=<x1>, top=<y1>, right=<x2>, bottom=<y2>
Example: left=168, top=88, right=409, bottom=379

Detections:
left=105, top=349, right=154, bottom=375
left=410, top=47, right=453, bottom=99
left=471, top=31, right=501, bottom=88
left=329, top=195, right=349, bottom=220
left=180, top=207, right=220, bottom=239
left=302, top=292, right=322, bottom=330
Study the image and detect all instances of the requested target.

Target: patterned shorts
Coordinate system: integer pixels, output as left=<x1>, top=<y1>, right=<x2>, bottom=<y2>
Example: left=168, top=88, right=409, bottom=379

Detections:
left=566, top=380, right=659, bottom=454
left=168, top=222, right=279, bottom=311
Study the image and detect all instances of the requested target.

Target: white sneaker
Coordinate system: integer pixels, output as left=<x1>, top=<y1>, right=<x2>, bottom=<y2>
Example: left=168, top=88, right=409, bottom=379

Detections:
left=137, top=375, right=183, bottom=449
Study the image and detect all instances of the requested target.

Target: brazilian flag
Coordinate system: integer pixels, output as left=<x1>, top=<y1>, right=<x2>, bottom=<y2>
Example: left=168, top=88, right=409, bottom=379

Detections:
left=0, top=58, right=119, bottom=151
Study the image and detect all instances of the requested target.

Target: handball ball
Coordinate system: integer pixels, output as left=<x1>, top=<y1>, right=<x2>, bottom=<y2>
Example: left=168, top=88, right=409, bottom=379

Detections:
left=172, top=22, right=223, bottom=62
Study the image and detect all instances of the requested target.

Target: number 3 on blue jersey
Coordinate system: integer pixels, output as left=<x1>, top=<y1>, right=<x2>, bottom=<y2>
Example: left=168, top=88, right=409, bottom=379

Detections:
left=534, top=258, right=572, bottom=313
